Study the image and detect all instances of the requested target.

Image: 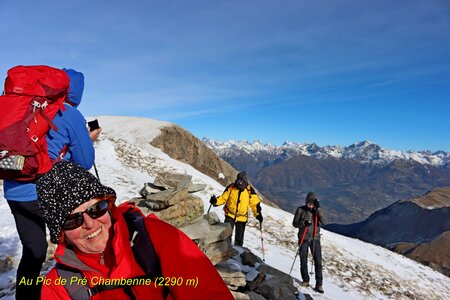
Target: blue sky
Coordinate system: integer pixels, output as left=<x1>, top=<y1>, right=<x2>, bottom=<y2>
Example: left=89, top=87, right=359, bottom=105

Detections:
left=1, top=0, right=449, bottom=151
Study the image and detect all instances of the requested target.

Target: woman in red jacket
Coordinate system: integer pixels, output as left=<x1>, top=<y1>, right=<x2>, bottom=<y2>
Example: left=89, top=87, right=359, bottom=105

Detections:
left=36, top=161, right=233, bottom=300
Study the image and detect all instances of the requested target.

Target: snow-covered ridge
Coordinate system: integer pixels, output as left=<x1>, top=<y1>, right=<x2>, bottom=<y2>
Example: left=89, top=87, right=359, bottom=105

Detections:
left=202, top=138, right=450, bottom=167
left=1, top=116, right=450, bottom=299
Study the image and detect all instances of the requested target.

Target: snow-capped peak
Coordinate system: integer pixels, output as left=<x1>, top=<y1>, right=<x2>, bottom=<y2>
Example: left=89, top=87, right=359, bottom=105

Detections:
left=202, top=138, right=450, bottom=167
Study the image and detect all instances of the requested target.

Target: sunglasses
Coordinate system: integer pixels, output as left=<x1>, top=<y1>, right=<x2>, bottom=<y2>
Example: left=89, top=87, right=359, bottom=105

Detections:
left=62, top=200, right=109, bottom=231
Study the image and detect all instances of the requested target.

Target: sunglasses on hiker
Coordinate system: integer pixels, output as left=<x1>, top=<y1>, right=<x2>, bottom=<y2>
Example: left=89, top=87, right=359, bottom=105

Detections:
left=62, top=200, right=110, bottom=231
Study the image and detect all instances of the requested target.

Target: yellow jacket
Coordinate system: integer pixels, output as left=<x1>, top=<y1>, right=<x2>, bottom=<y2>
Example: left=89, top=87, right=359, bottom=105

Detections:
left=216, top=184, right=261, bottom=222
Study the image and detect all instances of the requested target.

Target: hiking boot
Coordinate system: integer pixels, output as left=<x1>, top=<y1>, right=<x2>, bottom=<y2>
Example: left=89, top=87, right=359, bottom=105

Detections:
left=315, top=285, right=324, bottom=293
left=300, top=281, right=309, bottom=287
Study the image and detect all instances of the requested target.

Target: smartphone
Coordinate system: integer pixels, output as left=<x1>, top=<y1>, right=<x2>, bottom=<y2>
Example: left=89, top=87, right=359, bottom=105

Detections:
left=88, top=119, right=100, bottom=132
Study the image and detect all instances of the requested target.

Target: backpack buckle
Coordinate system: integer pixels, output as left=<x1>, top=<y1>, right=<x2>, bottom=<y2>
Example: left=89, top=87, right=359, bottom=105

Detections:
left=0, top=150, right=8, bottom=158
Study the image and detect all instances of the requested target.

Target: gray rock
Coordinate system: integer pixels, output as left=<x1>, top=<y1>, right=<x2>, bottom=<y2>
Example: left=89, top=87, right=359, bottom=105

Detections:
left=153, top=172, right=192, bottom=190
left=177, top=174, right=192, bottom=190
left=180, top=219, right=231, bottom=245
left=230, top=292, right=251, bottom=300
left=203, top=212, right=220, bottom=225
left=246, top=266, right=266, bottom=291
left=259, top=264, right=295, bottom=289
left=241, top=250, right=260, bottom=267
left=0, top=256, right=14, bottom=273
left=179, top=218, right=210, bottom=240
left=188, top=183, right=207, bottom=193
left=245, top=269, right=260, bottom=282
left=216, top=267, right=246, bottom=289
left=139, top=182, right=165, bottom=197
left=154, top=195, right=203, bottom=227
left=201, top=239, right=233, bottom=265
left=205, top=223, right=233, bottom=244
left=127, top=198, right=157, bottom=214
left=248, top=292, right=267, bottom=300
left=146, top=187, right=189, bottom=208
left=255, top=276, right=298, bottom=300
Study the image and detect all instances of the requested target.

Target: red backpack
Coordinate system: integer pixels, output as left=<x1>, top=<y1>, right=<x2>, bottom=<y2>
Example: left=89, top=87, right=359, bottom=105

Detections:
left=0, top=65, right=70, bottom=181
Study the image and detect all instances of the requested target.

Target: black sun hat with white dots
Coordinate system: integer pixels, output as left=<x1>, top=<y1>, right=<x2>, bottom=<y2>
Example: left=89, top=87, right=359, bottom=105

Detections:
left=37, top=161, right=116, bottom=244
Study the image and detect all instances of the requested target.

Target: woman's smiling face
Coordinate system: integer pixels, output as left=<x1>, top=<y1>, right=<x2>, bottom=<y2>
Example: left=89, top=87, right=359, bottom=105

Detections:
left=63, top=199, right=112, bottom=254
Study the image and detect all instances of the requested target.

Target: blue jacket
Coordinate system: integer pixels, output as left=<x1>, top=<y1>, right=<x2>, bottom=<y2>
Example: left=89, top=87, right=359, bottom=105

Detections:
left=3, top=69, right=95, bottom=201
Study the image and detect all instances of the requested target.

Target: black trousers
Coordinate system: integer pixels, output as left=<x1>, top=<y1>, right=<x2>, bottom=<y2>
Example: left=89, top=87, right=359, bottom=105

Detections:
left=224, top=216, right=247, bottom=246
left=8, top=200, right=48, bottom=300
left=299, top=239, right=323, bottom=286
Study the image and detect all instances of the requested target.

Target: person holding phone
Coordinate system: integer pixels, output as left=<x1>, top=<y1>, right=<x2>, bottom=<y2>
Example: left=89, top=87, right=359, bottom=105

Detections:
left=88, top=119, right=102, bottom=142
left=3, top=68, right=98, bottom=299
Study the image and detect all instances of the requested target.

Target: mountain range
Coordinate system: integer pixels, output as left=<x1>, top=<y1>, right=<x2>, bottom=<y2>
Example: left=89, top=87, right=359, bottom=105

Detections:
left=203, top=139, right=450, bottom=224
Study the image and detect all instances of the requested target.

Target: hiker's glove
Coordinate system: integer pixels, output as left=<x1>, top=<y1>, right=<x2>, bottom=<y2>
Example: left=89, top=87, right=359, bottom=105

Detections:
left=256, top=213, right=263, bottom=223
left=209, top=195, right=217, bottom=206
left=304, top=220, right=312, bottom=227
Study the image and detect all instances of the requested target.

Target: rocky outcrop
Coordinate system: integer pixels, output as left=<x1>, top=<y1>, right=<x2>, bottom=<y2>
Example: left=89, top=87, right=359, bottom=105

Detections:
left=150, top=124, right=237, bottom=186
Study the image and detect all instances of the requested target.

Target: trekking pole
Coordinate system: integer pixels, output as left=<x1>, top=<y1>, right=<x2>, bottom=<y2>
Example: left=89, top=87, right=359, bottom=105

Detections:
left=259, top=222, right=265, bottom=262
left=93, top=162, right=101, bottom=183
left=309, top=213, right=319, bottom=276
left=289, top=225, right=308, bottom=276
left=289, top=248, right=300, bottom=276
left=207, top=203, right=213, bottom=213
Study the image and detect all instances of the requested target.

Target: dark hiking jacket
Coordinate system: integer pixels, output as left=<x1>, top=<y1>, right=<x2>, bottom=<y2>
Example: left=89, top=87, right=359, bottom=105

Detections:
left=293, top=206, right=326, bottom=241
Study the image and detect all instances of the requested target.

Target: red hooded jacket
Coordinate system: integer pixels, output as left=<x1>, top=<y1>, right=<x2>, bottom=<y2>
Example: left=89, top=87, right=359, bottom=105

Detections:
left=41, top=203, right=233, bottom=299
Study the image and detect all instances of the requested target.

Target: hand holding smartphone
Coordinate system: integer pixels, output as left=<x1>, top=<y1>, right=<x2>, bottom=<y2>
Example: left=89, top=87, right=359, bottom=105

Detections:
left=88, top=119, right=100, bottom=132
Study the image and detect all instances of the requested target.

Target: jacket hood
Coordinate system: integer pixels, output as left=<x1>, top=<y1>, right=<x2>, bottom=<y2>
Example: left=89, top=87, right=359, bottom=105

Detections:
left=305, top=192, right=318, bottom=205
left=63, top=68, right=84, bottom=107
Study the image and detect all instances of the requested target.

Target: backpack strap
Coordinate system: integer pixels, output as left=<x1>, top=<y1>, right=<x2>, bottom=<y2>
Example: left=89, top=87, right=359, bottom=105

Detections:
left=56, top=263, right=91, bottom=300
left=51, top=144, right=69, bottom=163
left=123, top=208, right=163, bottom=279
left=123, top=208, right=170, bottom=299
left=313, top=212, right=319, bottom=238
left=56, top=208, right=168, bottom=299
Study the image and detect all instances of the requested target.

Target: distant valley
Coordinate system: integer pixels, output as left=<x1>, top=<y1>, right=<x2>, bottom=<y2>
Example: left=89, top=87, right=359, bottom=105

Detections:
left=326, top=186, right=450, bottom=277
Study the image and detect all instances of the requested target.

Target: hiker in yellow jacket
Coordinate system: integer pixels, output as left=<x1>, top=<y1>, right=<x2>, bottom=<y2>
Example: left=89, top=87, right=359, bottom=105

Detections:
left=210, top=171, right=263, bottom=246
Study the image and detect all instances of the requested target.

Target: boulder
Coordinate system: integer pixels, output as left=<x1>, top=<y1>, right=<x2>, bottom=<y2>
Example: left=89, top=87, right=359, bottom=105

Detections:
left=188, top=183, right=207, bottom=193
left=154, top=195, right=204, bottom=227
left=139, top=182, right=165, bottom=197
left=153, top=172, right=192, bottom=190
left=145, top=187, right=189, bottom=209
left=216, top=266, right=247, bottom=290
left=200, top=240, right=233, bottom=265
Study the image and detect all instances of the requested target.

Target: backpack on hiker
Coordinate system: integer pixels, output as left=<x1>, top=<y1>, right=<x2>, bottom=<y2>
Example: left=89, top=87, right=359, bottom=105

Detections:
left=0, top=65, right=70, bottom=181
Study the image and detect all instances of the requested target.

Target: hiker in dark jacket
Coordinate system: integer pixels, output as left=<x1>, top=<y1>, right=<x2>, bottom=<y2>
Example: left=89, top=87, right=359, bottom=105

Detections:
left=210, top=171, right=263, bottom=246
left=37, top=161, right=233, bottom=300
left=293, top=192, right=326, bottom=293
left=2, top=68, right=99, bottom=300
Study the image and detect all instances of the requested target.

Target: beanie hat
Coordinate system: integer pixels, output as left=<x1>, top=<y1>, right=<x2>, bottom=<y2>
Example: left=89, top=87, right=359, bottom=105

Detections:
left=237, top=171, right=248, bottom=184
left=305, top=192, right=318, bottom=205
left=37, top=161, right=116, bottom=244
